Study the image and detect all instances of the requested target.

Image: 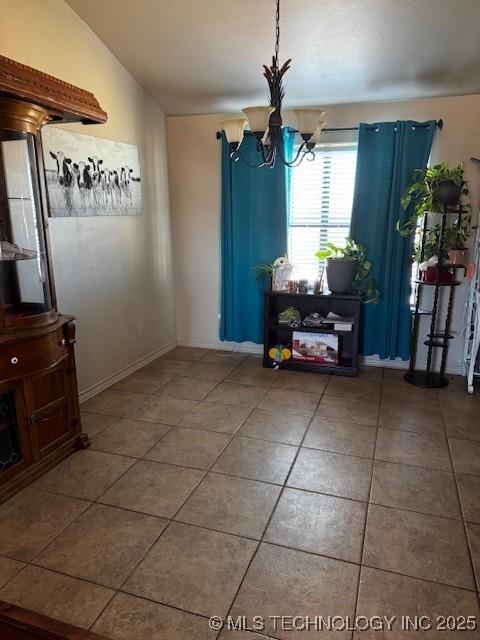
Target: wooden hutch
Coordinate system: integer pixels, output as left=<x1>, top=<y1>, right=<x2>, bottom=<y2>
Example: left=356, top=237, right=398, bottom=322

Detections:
left=0, top=55, right=107, bottom=502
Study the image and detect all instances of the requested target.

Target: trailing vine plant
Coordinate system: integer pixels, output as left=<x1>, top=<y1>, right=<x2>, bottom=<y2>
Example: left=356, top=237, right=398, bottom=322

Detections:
left=398, top=162, right=470, bottom=238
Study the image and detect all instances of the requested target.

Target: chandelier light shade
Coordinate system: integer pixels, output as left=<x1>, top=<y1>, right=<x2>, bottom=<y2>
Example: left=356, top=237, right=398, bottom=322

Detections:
left=243, top=106, right=274, bottom=136
left=309, top=121, right=327, bottom=145
left=220, top=118, right=248, bottom=146
left=222, top=0, right=327, bottom=168
left=293, top=109, right=326, bottom=139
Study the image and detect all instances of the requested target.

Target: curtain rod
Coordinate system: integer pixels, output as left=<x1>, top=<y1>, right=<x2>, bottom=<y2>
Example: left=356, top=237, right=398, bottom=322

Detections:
left=215, top=119, right=443, bottom=140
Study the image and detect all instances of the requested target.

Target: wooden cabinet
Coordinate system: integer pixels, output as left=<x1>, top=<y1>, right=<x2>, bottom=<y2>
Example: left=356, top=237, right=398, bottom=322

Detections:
left=0, top=318, right=85, bottom=502
left=0, top=55, right=107, bottom=503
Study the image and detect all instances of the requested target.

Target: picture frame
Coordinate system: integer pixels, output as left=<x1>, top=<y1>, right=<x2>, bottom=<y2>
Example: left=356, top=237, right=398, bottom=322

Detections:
left=41, top=126, right=143, bottom=217
left=292, top=331, right=339, bottom=365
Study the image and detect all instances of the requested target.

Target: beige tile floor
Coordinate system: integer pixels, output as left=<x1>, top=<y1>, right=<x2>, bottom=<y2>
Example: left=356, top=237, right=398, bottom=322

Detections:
left=0, top=346, right=479, bottom=638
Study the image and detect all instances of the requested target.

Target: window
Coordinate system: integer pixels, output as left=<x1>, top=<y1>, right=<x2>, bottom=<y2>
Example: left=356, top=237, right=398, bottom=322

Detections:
left=288, top=143, right=358, bottom=281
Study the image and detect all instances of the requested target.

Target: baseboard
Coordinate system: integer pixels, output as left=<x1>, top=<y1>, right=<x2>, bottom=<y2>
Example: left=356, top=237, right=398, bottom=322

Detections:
left=177, top=338, right=263, bottom=355
left=360, top=355, right=409, bottom=370
left=79, top=340, right=177, bottom=403
left=360, top=354, right=464, bottom=375
left=178, top=339, right=464, bottom=375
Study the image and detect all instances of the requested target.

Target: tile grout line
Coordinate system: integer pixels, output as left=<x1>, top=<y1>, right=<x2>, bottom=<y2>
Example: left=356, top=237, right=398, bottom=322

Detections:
left=223, top=415, right=319, bottom=636
left=441, top=406, right=480, bottom=592
left=30, top=463, right=470, bottom=537
left=85, top=381, right=254, bottom=632
left=26, top=378, right=475, bottom=562
left=2, top=396, right=185, bottom=615
left=15, top=533, right=480, bottom=600
left=21, top=407, right=477, bottom=545
left=89, top=414, right=477, bottom=471
left=89, top=420, right=473, bottom=466
left=211, top=379, right=329, bottom=638
left=351, top=368, right=383, bottom=637
left=446, top=435, right=480, bottom=593
left=5, top=356, right=480, bottom=632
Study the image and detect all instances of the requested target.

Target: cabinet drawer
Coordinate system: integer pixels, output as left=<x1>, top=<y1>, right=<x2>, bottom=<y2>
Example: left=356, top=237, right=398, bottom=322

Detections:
left=0, top=329, right=67, bottom=381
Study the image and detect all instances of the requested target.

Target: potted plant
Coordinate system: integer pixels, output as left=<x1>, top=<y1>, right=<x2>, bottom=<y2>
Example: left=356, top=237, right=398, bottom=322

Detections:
left=444, top=218, right=471, bottom=264
left=315, top=238, right=380, bottom=303
left=413, top=215, right=471, bottom=283
left=253, top=260, right=274, bottom=288
left=398, top=162, right=470, bottom=238
left=253, top=256, right=294, bottom=291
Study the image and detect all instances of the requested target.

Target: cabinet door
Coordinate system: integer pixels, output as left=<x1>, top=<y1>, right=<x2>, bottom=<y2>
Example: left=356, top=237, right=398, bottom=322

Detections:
left=27, top=360, right=74, bottom=460
left=0, top=379, right=33, bottom=482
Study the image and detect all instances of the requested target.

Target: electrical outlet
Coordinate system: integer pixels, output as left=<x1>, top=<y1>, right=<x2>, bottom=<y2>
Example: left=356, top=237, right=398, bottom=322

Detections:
left=137, top=322, right=144, bottom=336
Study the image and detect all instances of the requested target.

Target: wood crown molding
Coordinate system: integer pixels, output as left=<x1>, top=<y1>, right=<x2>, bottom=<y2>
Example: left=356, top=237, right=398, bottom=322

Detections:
left=0, top=55, right=107, bottom=125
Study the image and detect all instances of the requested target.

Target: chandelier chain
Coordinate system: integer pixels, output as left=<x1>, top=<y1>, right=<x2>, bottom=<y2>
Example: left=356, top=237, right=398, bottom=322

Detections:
left=225, top=0, right=325, bottom=168
left=275, top=0, right=280, bottom=66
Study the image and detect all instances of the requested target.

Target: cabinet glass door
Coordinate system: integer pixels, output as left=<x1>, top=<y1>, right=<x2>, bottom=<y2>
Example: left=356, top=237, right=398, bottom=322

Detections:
left=0, top=390, right=21, bottom=472
left=0, top=129, right=52, bottom=325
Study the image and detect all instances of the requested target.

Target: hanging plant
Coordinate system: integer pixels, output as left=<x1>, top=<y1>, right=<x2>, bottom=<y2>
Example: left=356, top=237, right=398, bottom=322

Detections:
left=398, top=162, right=470, bottom=238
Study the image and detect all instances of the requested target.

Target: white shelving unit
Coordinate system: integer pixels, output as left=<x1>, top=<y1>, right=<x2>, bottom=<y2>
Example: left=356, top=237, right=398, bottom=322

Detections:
left=463, top=157, right=480, bottom=393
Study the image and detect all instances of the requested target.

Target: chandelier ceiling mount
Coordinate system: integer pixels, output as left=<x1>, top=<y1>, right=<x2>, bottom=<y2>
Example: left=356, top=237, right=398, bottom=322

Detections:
left=220, top=0, right=326, bottom=168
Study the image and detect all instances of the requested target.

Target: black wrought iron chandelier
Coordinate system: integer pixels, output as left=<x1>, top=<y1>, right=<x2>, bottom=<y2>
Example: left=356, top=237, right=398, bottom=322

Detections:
left=220, top=0, right=326, bottom=168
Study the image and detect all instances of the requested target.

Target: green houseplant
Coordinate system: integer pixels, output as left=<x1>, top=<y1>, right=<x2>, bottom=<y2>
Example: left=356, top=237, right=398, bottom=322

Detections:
left=412, top=215, right=471, bottom=285
left=398, top=162, right=470, bottom=238
left=253, top=256, right=293, bottom=290
left=413, top=215, right=471, bottom=265
left=253, top=261, right=275, bottom=288
left=316, top=238, right=380, bottom=303
left=401, top=162, right=471, bottom=283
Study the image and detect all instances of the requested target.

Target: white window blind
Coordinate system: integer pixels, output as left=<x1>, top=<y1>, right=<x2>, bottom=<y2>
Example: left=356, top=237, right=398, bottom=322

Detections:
left=288, top=144, right=358, bottom=281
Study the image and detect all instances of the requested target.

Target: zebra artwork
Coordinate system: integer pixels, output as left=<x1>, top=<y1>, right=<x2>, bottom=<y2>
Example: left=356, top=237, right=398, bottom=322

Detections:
left=41, top=127, right=142, bottom=217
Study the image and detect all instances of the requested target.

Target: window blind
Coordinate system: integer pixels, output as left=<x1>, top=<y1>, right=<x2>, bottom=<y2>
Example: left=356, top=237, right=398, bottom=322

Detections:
left=288, top=144, right=358, bottom=281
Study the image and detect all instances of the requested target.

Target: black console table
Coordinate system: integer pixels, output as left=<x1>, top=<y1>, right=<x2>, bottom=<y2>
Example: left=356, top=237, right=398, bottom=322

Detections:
left=263, top=291, right=361, bottom=376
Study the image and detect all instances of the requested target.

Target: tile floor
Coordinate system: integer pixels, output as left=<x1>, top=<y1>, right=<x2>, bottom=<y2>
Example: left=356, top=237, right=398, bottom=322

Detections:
left=0, top=346, right=479, bottom=639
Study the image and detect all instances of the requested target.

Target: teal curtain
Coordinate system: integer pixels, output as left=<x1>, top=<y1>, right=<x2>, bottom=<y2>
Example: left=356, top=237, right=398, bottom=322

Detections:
left=350, top=120, right=436, bottom=360
left=220, top=129, right=294, bottom=344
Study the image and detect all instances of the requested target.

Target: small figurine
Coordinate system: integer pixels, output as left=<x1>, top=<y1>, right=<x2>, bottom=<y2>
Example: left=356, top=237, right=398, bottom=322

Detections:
left=272, top=256, right=294, bottom=291
left=268, top=344, right=292, bottom=370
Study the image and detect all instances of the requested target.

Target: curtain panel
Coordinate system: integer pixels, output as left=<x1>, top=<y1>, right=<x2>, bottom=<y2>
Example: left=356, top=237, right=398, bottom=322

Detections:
left=350, top=120, right=436, bottom=360
left=220, top=130, right=294, bottom=344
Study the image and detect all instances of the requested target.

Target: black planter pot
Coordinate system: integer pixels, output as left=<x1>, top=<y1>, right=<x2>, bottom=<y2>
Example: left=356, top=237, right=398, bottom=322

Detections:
left=433, top=180, right=462, bottom=206
left=326, top=258, right=357, bottom=294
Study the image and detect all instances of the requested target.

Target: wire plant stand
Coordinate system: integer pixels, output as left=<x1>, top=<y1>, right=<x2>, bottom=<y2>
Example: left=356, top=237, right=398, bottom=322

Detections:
left=405, top=202, right=467, bottom=388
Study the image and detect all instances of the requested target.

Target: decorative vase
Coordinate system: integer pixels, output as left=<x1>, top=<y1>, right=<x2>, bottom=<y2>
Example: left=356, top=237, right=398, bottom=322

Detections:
left=433, top=180, right=462, bottom=206
left=326, top=258, right=357, bottom=293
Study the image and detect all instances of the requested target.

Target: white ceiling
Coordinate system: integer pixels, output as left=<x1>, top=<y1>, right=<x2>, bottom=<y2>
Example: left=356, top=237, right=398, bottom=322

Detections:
left=66, top=0, right=480, bottom=116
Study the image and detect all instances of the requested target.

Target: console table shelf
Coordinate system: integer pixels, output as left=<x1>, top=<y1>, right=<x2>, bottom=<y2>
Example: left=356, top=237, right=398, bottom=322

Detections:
left=263, top=290, right=361, bottom=377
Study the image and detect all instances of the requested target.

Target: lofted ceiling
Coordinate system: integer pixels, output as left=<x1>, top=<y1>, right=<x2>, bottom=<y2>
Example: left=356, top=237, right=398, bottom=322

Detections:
left=66, top=0, right=480, bottom=116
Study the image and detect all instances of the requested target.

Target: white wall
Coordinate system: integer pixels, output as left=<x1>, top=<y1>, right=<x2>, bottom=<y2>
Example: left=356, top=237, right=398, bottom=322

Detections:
left=167, top=95, right=480, bottom=372
left=0, top=0, right=176, bottom=394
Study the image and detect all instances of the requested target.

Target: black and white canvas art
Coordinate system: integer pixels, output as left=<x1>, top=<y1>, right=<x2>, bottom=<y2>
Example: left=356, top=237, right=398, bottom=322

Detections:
left=42, top=127, right=142, bottom=217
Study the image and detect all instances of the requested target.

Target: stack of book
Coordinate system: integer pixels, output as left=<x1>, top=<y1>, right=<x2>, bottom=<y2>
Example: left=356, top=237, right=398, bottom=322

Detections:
left=303, top=311, right=354, bottom=332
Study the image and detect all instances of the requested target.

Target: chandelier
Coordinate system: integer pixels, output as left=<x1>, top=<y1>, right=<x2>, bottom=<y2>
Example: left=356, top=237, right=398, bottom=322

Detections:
left=220, top=0, right=326, bottom=168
